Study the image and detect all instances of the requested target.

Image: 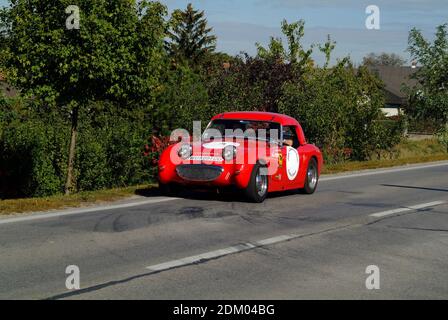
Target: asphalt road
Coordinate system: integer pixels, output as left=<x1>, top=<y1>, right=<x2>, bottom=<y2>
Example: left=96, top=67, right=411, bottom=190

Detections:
left=0, top=162, right=447, bottom=299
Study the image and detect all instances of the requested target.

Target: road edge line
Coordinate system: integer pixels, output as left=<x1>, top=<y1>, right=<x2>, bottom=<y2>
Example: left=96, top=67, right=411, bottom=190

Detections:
left=369, top=201, right=445, bottom=218
left=0, top=197, right=178, bottom=225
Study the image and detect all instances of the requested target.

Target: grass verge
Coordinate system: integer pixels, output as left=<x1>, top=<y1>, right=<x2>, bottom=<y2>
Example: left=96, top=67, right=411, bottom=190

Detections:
left=1, top=139, right=447, bottom=216
left=0, top=184, right=157, bottom=215
left=323, top=154, right=448, bottom=174
left=323, top=138, right=448, bottom=174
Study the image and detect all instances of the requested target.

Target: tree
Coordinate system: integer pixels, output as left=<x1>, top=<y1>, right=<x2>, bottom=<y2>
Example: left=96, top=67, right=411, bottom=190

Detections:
left=406, top=24, right=448, bottom=126
left=208, top=20, right=313, bottom=114
left=0, top=0, right=167, bottom=194
left=206, top=53, right=296, bottom=113
left=256, top=19, right=313, bottom=71
left=154, top=63, right=209, bottom=134
left=166, top=3, right=217, bottom=65
left=318, top=35, right=336, bottom=68
left=362, top=52, right=406, bottom=67
left=278, top=60, right=398, bottom=162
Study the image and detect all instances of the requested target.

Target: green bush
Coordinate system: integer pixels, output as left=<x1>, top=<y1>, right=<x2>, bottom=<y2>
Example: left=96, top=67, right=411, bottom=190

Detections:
left=151, top=64, right=210, bottom=134
left=72, top=111, right=153, bottom=192
left=0, top=99, right=153, bottom=198
left=369, top=119, right=405, bottom=160
left=437, top=124, right=448, bottom=153
left=278, top=63, right=403, bottom=163
left=74, top=121, right=151, bottom=192
left=0, top=113, right=68, bottom=198
left=76, top=127, right=109, bottom=192
left=102, top=121, right=151, bottom=187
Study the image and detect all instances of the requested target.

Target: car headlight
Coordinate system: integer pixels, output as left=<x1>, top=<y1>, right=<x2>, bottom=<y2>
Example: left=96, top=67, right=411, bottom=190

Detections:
left=178, top=144, right=192, bottom=159
left=222, top=145, right=237, bottom=161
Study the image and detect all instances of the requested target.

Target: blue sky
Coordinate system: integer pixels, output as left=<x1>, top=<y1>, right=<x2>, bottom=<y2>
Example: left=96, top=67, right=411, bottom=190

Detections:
left=1, top=1, right=446, bottom=65
left=162, top=0, right=448, bottom=65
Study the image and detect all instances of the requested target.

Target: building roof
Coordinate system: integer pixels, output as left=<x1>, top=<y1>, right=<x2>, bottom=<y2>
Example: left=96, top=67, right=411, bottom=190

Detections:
left=368, top=66, right=420, bottom=106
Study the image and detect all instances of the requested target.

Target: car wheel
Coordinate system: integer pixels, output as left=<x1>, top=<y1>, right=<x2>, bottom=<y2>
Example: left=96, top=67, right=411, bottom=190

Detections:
left=245, top=163, right=268, bottom=203
left=302, top=158, right=319, bottom=194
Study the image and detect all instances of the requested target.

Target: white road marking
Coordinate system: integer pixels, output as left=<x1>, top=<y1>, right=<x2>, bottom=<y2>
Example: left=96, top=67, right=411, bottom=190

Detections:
left=0, top=197, right=178, bottom=225
left=256, top=234, right=298, bottom=245
left=320, top=161, right=448, bottom=182
left=145, top=200, right=445, bottom=273
left=369, top=201, right=445, bottom=218
left=147, top=242, right=258, bottom=272
left=146, top=236, right=308, bottom=272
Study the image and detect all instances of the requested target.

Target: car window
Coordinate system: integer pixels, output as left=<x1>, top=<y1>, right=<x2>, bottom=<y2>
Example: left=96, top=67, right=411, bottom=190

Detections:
left=204, top=119, right=281, bottom=143
left=282, top=126, right=300, bottom=148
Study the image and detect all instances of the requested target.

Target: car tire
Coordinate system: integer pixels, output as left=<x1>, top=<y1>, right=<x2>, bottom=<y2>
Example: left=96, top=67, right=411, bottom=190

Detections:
left=302, top=157, right=319, bottom=194
left=245, top=163, right=268, bottom=203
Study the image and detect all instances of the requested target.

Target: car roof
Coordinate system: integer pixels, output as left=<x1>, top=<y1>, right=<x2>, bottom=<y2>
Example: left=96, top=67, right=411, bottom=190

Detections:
left=212, top=111, right=299, bottom=126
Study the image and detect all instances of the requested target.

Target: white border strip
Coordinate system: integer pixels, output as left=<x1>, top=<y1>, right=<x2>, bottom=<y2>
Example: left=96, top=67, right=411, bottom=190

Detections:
left=146, top=235, right=300, bottom=272
left=320, top=162, right=448, bottom=182
left=0, top=197, right=178, bottom=225
left=369, top=201, right=445, bottom=218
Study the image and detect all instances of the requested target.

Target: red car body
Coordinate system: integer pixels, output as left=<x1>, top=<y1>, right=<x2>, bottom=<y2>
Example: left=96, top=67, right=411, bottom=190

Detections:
left=158, top=112, right=323, bottom=202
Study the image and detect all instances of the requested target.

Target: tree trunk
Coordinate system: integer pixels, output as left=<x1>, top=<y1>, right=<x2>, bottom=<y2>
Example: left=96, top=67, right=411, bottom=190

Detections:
left=64, top=107, right=79, bottom=195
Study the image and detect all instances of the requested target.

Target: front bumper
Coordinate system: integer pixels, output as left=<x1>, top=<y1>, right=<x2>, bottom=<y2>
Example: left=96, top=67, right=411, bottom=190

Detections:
left=159, top=162, right=253, bottom=189
left=176, top=164, right=224, bottom=182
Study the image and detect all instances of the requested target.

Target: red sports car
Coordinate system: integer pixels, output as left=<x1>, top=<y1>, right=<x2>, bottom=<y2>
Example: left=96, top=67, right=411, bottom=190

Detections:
left=158, top=112, right=323, bottom=202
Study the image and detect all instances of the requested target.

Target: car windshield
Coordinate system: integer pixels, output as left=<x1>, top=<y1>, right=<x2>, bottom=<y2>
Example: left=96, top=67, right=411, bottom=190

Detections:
left=203, top=119, right=281, bottom=143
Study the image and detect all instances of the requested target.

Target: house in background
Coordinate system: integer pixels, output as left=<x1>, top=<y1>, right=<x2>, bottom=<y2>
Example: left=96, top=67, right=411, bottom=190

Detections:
left=367, top=65, right=420, bottom=117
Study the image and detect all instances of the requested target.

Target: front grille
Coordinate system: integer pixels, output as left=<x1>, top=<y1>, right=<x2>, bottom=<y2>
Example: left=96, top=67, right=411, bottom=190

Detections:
left=176, top=164, right=224, bottom=182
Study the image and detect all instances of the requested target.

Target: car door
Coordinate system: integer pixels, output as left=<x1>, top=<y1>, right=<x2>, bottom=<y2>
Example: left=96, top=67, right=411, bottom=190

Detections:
left=282, top=126, right=302, bottom=189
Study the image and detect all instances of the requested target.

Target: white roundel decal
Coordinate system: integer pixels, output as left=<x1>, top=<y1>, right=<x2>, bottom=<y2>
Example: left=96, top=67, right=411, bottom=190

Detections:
left=203, top=142, right=240, bottom=149
left=286, top=146, right=300, bottom=180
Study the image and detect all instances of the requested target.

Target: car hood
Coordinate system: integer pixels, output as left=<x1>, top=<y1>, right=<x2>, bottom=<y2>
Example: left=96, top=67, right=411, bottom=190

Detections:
left=189, top=138, right=279, bottom=157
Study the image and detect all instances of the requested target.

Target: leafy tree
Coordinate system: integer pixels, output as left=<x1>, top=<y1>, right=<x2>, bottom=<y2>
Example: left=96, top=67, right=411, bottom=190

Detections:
left=362, top=52, right=406, bottom=67
left=209, top=20, right=337, bottom=117
left=318, top=35, right=336, bottom=68
left=206, top=53, right=293, bottom=113
left=199, top=51, right=236, bottom=76
left=154, top=63, right=209, bottom=133
left=256, top=37, right=285, bottom=62
left=256, top=19, right=313, bottom=71
left=278, top=59, right=398, bottom=162
left=0, top=0, right=167, bottom=194
left=166, top=3, right=217, bottom=65
left=406, top=24, right=448, bottom=127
